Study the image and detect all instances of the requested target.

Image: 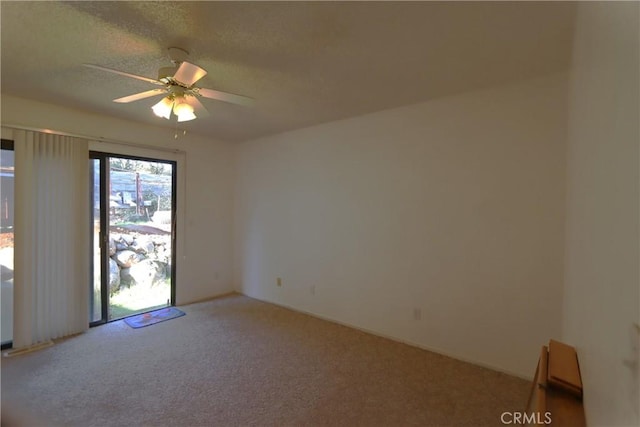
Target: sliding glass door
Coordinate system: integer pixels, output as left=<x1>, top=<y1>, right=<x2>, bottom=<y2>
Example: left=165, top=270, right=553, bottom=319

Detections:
left=1, top=140, right=14, bottom=346
left=90, top=152, right=176, bottom=324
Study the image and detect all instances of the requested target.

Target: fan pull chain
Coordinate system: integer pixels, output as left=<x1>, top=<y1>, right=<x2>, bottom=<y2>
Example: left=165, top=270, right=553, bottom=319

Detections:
left=173, top=126, right=187, bottom=140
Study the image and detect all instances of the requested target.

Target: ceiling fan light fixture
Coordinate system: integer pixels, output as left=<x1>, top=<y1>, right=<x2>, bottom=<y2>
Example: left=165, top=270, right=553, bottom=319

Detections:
left=152, top=97, right=173, bottom=119
left=177, top=110, right=197, bottom=122
left=173, top=99, right=196, bottom=122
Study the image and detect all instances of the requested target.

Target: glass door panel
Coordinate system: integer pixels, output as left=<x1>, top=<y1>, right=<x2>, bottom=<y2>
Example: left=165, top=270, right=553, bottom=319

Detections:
left=1, top=142, right=14, bottom=345
left=107, top=157, right=173, bottom=320
left=90, top=153, right=176, bottom=324
left=90, top=158, right=103, bottom=323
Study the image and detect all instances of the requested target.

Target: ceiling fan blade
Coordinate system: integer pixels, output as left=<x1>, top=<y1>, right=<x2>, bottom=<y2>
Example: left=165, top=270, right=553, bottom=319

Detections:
left=197, top=88, right=254, bottom=106
left=173, top=61, right=207, bottom=87
left=184, top=96, right=210, bottom=117
left=113, top=89, right=166, bottom=103
left=83, top=63, right=163, bottom=86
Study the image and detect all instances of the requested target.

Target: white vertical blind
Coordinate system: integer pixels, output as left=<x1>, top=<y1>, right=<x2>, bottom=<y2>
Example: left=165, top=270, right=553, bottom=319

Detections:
left=13, top=130, right=89, bottom=348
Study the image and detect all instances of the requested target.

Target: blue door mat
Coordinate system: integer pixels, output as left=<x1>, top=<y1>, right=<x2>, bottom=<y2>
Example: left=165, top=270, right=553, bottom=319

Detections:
left=124, top=307, right=185, bottom=329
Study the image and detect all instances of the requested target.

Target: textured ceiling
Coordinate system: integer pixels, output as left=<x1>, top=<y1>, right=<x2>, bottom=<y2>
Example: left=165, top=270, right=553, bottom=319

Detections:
left=1, top=1, right=576, bottom=142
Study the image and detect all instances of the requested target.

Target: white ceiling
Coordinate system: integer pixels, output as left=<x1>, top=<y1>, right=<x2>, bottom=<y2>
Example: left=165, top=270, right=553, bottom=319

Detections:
left=1, top=1, right=576, bottom=142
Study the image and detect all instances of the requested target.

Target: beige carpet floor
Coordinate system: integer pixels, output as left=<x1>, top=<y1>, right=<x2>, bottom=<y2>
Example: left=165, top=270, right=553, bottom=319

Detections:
left=1, top=294, right=530, bottom=426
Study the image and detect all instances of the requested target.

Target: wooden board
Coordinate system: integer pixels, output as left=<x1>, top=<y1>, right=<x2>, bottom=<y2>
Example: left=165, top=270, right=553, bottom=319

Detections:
left=547, top=339, right=583, bottom=398
left=526, top=342, right=586, bottom=426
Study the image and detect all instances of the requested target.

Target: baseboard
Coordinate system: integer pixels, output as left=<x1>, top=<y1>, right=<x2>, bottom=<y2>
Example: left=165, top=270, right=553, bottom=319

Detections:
left=177, top=291, right=238, bottom=307
left=238, top=292, right=531, bottom=381
left=3, top=340, right=54, bottom=357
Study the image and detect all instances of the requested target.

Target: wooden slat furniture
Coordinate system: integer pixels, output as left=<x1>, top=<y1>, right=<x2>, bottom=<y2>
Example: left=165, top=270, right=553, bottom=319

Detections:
left=526, top=340, right=586, bottom=426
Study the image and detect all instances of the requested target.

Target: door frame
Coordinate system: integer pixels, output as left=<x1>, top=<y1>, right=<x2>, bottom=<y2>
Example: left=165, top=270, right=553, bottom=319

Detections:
left=89, top=151, right=177, bottom=326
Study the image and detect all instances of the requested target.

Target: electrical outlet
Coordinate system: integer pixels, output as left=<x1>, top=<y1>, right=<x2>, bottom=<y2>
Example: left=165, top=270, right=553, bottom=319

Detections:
left=277, top=277, right=282, bottom=287
left=413, top=308, right=422, bottom=321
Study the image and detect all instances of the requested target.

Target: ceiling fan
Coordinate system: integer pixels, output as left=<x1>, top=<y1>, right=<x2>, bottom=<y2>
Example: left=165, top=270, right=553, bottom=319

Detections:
left=84, top=47, right=253, bottom=122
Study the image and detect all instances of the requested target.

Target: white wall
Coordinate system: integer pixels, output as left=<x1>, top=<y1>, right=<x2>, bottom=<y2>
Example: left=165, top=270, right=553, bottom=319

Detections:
left=1, top=95, right=235, bottom=304
left=234, top=73, right=568, bottom=377
left=563, top=2, right=639, bottom=426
